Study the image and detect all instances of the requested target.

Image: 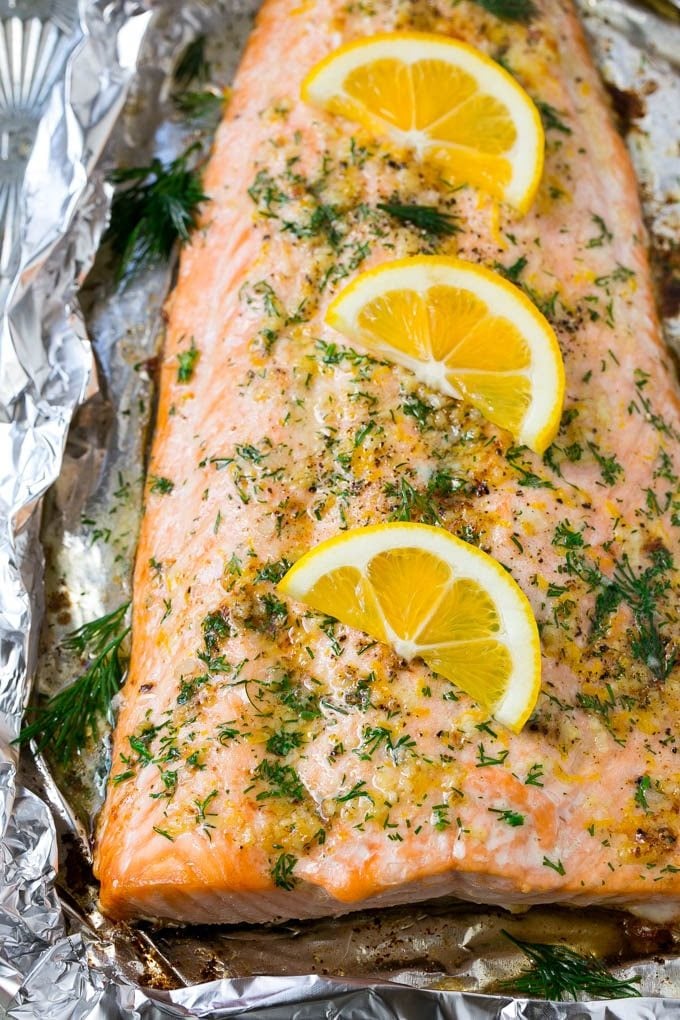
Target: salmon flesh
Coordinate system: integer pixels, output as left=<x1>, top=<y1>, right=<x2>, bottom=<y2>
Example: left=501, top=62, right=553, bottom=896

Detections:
left=94, top=0, right=680, bottom=924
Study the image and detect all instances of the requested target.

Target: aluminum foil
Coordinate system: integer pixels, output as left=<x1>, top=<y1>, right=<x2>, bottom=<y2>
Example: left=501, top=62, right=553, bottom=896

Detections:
left=1, top=0, right=680, bottom=1016
left=0, top=0, right=150, bottom=1005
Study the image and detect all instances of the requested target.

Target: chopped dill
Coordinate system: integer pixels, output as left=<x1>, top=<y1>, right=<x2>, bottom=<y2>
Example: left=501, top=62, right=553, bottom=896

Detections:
left=534, top=100, right=572, bottom=135
left=634, top=774, right=652, bottom=811
left=315, top=339, right=386, bottom=370
left=401, top=393, right=433, bottom=429
left=176, top=673, right=209, bottom=706
left=489, top=807, right=524, bottom=826
left=153, top=826, right=175, bottom=841
left=587, top=441, right=623, bottom=486
left=354, top=725, right=417, bottom=762
left=506, top=446, right=555, bottom=489
left=567, top=545, right=676, bottom=681
left=476, top=744, right=510, bottom=767
left=177, top=337, right=199, bottom=383
left=194, top=788, right=218, bottom=826
left=266, top=729, right=304, bottom=757
left=149, top=475, right=174, bottom=495
left=282, top=201, right=343, bottom=249
left=525, top=762, right=544, bottom=786
left=216, top=723, right=241, bottom=745
left=493, top=255, right=528, bottom=283
left=275, top=676, right=321, bottom=720
left=432, top=804, right=451, bottom=830
left=271, top=852, right=298, bottom=890
left=608, top=549, right=676, bottom=680
left=552, top=521, right=584, bottom=549
left=586, top=213, right=613, bottom=248
left=255, top=558, right=291, bottom=584
left=595, top=264, right=635, bottom=288
left=377, top=201, right=460, bottom=237
left=253, top=758, right=305, bottom=802
left=335, top=779, right=374, bottom=803
left=202, top=609, right=231, bottom=651
left=384, top=476, right=441, bottom=525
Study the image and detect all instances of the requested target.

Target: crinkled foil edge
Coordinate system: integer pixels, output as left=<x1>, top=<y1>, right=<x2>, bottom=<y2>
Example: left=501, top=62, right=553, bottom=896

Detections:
left=0, top=0, right=679, bottom=1016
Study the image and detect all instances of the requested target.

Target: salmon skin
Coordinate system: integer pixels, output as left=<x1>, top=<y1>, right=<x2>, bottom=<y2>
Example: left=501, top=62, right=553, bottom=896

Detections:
left=95, top=0, right=680, bottom=925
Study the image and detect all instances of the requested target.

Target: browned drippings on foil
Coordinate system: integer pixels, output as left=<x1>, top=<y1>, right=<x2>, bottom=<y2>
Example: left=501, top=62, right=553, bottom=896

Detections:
left=28, top=773, right=674, bottom=994
left=604, top=80, right=680, bottom=338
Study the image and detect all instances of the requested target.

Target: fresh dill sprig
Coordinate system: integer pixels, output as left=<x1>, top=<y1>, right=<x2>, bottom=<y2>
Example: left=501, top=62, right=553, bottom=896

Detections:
left=173, top=34, right=210, bottom=88
left=107, top=145, right=207, bottom=279
left=384, top=476, right=442, bottom=526
left=173, top=89, right=224, bottom=123
left=172, top=33, right=224, bottom=126
left=500, top=931, right=641, bottom=1001
left=16, top=603, right=131, bottom=765
left=471, top=0, right=537, bottom=23
left=378, top=201, right=460, bottom=238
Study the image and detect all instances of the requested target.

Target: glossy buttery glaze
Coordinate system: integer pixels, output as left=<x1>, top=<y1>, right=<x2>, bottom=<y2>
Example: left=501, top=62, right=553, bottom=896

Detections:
left=95, top=0, right=680, bottom=923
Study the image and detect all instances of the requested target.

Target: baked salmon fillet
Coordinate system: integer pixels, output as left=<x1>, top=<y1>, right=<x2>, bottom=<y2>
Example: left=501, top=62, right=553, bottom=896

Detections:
left=94, top=0, right=680, bottom=924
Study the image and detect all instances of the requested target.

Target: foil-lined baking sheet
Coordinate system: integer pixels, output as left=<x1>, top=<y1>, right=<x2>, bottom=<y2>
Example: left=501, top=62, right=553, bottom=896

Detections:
left=1, top=0, right=680, bottom=1016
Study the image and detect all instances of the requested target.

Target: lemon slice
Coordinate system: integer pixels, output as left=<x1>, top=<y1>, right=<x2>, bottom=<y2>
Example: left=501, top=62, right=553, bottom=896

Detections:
left=302, top=31, right=544, bottom=213
left=279, top=523, right=541, bottom=732
left=326, top=255, right=564, bottom=454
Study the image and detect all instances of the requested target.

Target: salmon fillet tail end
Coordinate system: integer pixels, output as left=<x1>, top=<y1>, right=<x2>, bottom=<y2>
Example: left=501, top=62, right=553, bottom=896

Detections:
left=94, top=0, right=680, bottom=926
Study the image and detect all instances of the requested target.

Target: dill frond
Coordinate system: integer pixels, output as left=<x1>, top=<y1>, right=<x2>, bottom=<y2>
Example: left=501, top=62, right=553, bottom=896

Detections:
left=173, top=89, right=225, bottom=123
left=472, top=0, right=537, bottom=23
left=107, top=145, right=207, bottom=280
left=501, top=930, right=641, bottom=1001
left=16, top=603, right=130, bottom=765
left=173, top=34, right=210, bottom=88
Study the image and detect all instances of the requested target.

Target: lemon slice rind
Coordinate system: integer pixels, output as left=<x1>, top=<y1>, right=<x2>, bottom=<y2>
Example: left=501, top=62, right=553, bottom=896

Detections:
left=302, top=31, right=544, bottom=213
left=325, top=255, right=565, bottom=455
left=279, top=523, right=541, bottom=732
